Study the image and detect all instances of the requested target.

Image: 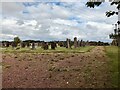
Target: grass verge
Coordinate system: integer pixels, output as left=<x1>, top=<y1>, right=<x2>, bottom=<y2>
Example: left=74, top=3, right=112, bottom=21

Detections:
left=105, top=46, right=119, bottom=88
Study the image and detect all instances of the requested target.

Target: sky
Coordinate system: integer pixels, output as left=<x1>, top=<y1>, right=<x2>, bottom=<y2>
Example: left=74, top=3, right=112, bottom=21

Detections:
left=0, top=0, right=118, bottom=42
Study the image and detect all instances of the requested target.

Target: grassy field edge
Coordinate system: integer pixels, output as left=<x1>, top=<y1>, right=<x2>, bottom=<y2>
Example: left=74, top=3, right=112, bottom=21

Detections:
left=104, top=46, right=119, bottom=88
left=1, top=46, right=95, bottom=53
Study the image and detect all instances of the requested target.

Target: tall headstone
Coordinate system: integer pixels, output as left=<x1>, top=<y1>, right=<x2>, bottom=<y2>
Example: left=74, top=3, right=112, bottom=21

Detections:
left=66, top=38, right=70, bottom=48
left=86, top=40, right=89, bottom=46
left=82, top=41, right=85, bottom=47
left=78, top=40, right=80, bottom=47
left=69, top=39, right=72, bottom=49
left=32, top=42, right=35, bottom=49
left=74, top=37, right=77, bottom=48
left=80, top=39, right=83, bottom=47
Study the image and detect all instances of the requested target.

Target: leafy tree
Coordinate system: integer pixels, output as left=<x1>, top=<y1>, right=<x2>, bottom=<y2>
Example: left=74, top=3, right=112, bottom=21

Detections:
left=86, top=1, right=120, bottom=46
left=14, top=37, right=21, bottom=45
left=86, top=1, right=120, bottom=17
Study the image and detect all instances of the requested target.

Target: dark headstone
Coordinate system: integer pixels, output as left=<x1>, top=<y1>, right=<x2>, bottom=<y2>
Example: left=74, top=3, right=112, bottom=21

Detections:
left=74, top=37, right=77, bottom=48
left=51, top=42, right=56, bottom=50
left=32, top=42, right=35, bottom=49
left=21, top=42, right=26, bottom=48
left=12, top=42, right=17, bottom=48
left=26, top=42, right=30, bottom=47
left=6, top=42, right=10, bottom=47
left=42, top=42, right=49, bottom=50
left=80, top=40, right=83, bottom=47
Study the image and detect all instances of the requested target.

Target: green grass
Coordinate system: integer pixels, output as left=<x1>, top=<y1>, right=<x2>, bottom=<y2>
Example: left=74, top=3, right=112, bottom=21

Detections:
left=1, top=46, right=95, bottom=53
left=105, top=46, right=119, bottom=88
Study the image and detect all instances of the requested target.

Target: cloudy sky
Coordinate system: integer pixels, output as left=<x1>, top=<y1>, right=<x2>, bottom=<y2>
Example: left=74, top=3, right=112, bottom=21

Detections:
left=0, top=0, right=118, bottom=42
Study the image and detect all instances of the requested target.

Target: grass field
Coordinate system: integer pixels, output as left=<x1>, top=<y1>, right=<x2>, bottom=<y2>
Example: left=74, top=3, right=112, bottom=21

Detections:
left=105, top=46, right=119, bottom=88
left=1, top=46, right=95, bottom=53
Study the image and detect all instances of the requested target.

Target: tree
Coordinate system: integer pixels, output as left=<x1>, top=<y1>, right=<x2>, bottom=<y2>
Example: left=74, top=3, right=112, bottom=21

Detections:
left=14, top=37, right=21, bottom=46
left=86, top=2, right=119, bottom=17
left=86, top=1, right=120, bottom=46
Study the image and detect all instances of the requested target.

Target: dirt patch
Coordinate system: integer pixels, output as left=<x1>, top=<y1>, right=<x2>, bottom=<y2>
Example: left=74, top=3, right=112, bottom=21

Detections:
left=2, top=46, right=112, bottom=88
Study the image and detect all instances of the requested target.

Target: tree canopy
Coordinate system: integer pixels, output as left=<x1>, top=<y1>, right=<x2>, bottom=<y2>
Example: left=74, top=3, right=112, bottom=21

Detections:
left=86, top=1, right=120, bottom=18
left=14, top=37, right=21, bottom=44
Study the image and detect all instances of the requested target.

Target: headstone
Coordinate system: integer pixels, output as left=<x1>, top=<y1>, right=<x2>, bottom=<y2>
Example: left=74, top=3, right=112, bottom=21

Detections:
left=38, top=42, right=41, bottom=47
left=32, top=42, right=35, bottom=49
left=6, top=42, right=10, bottom=47
left=80, top=39, right=83, bottom=47
left=86, top=40, right=89, bottom=46
left=59, top=42, right=64, bottom=47
left=21, top=42, right=26, bottom=48
left=2, top=43, right=5, bottom=48
left=12, top=42, right=17, bottom=48
left=35, top=43, right=38, bottom=48
left=26, top=42, right=30, bottom=47
left=78, top=40, right=80, bottom=47
left=51, top=42, right=56, bottom=50
left=82, top=41, right=85, bottom=47
left=42, top=42, right=49, bottom=50
left=66, top=38, right=70, bottom=48
left=74, top=37, right=77, bottom=48
left=69, top=39, right=72, bottom=49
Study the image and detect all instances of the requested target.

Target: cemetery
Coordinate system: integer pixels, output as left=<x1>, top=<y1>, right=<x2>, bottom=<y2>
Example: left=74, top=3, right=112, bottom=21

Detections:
left=1, top=36, right=119, bottom=88
left=1, top=1, right=120, bottom=89
left=1, top=37, right=109, bottom=53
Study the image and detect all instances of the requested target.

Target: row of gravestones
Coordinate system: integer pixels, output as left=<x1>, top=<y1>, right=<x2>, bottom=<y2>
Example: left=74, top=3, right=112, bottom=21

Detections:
left=66, top=37, right=89, bottom=49
left=1, top=42, right=57, bottom=50
left=1, top=37, right=89, bottom=50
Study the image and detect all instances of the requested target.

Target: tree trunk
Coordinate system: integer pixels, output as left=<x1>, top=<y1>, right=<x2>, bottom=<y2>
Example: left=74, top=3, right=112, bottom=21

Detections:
left=118, top=7, right=120, bottom=47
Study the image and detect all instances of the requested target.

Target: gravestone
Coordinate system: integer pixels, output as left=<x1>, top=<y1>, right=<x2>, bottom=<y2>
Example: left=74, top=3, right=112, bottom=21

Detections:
left=31, top=42, right=35, bottom=49
left=80, top=40, right=83, bottom=47
left=74, top=37, right=77, bottom=48
left=66, top=38, right=70, bottom=48
left=21, top=42, right=26, bottom=48
left=12, top=42, right=17, bottom=48
left=2, top=43, right=5, bottom=48
left=86, top=40, right=89, bottom=46
left=42, top=42, right=49, bottom=50
left=38, top=42, right=41, bottom=47
left=69, top=39, right=72, bottom=49
left=26, top=42, right=30, bottom=47
left=66, top=38, right=72, bottom=48
left=51, top=42, right=56, bottom=50
left=6, top=42, right=10, bottom=47
left=35, top=43, right=38, bottom=48
left=78, top=40, right=80, bottom=47
left=82, top=41, right=85, bottom=47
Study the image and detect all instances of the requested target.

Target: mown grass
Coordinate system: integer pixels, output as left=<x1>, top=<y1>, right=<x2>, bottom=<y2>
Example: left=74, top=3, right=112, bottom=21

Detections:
left=1, top=46, right=95, bottom=53
left=105, top=46, right=119, bottom=88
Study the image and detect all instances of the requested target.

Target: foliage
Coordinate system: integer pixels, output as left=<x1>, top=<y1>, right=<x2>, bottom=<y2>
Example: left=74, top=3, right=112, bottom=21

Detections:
left=86, top=1, right=120, bottom=17
left=14, top=37, right=21, bottom=45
